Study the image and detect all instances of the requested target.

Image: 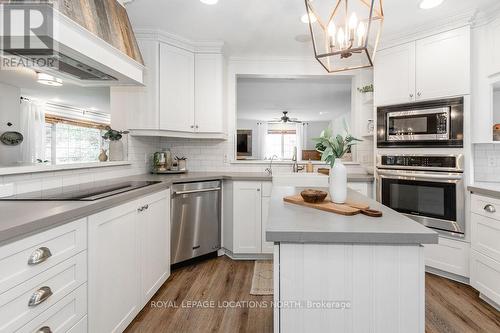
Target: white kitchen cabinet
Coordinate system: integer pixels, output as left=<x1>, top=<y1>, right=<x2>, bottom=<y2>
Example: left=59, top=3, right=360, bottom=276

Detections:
left=88, top=190, right=170, bottom=333
left=489, top=18, right=500, bottom=76
left=374, top=42, right=415, bottom=106
left=233, top=181, right=263, bottom=254
left=415, top=26, right=470, bottom=101
left=374, top=26, right=470, bottom=106
left=159, top=43, right=195, bottom=132
left=139, top=192, right=171, bottom=306
left=261, top=196, right=273, bottom=254
left=423, top=236, right=469, bottom=278
left=195, top=53, right=224, bottom=133
left=470, top=249, right=500, bottom=306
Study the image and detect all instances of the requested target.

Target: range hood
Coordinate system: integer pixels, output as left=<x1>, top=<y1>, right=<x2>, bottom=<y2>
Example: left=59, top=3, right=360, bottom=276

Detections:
left=0, top=2, right=144, bottom=86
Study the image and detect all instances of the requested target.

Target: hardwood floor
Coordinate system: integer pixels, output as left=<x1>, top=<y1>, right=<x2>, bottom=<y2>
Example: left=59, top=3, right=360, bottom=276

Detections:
left=126, top=256, right=500, bottom=333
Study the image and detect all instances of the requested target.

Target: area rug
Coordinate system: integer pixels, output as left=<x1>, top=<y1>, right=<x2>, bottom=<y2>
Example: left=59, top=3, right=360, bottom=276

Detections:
left=250, top=260, right=274, bottom=295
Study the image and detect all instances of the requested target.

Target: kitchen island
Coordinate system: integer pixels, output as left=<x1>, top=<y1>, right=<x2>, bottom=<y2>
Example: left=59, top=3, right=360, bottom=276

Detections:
left=266, top=186, right=438, bottom=333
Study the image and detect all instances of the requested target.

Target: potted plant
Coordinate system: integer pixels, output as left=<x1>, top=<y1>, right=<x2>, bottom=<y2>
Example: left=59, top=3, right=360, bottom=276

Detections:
left=102, top=126, right=129, bottom=161
left=313, top=124, right=361, bottom=203
left=357, top=84, right=374, bottom=103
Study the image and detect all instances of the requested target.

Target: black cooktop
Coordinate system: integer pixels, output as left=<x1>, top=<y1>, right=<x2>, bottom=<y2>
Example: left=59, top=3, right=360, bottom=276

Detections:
left=0, top=180, right=161, bottom=201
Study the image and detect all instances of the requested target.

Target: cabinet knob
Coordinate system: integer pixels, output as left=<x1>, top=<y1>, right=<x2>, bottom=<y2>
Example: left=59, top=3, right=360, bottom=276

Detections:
left=195, top=125, right=199, bottom=129
left=484, top=204, right=496, bottom=213
left=144, top=204, right=149, bottom=210
left=417, top=92, right=422, bottom=97
left=28, top=286, right=53, bottom=307
left=28, top=247, right=52, bottom=265
left=37, top=327, right=52, bottom=333
left=257, top=189, right=260, bottom=192
left=190, top=125, right=194, bottom=129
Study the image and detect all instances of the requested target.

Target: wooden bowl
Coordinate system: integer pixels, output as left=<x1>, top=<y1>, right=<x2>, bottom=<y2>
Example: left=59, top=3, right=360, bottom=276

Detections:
left=300, top=189, right=328, bottom=203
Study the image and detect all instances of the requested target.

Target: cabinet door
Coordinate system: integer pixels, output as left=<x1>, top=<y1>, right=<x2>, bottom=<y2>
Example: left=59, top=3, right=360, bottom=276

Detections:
left=470, top=249, right=500, bottom=306
left=111, top=39, right=160, bottom=131
left=195, top=53, right=224, bottom=133
left=139, top=192, right=170, bottom=306
left=88, top=200, right=140, bottom=333
left=159, top=43, right=195, bottom=132
left=374, top=42, right=415, bottom=106
left=233, top=181, right=262, bottom=254
left=261, top=196, right=274, bottom=254
left=415, top=26, right=470, bottom=100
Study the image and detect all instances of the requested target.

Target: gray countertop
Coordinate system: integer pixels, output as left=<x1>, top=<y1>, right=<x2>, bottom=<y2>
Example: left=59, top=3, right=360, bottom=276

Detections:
left=468, top=182, right=500, bottom=199
left=0, top=171, right=374, bottom=244
left=266, top=186, right=438, bottom=245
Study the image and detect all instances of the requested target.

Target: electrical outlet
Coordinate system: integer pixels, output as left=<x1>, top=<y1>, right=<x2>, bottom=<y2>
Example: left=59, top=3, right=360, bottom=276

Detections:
left=488, top=156, right=496, bottom=167
left=223, top=154, right=228, bottom=163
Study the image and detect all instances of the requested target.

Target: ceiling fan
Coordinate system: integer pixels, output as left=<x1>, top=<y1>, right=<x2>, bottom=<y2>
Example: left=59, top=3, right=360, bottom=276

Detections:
left=269, top=111, right=302, bottom=124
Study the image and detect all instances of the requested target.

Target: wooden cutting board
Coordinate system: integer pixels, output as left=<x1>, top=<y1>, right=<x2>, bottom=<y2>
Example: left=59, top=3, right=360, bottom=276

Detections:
left=283, top=195, right=370, bottom=216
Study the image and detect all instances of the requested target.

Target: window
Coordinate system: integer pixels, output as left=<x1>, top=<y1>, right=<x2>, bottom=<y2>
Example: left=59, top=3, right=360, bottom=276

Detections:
left=265, top=129, right=297, bottom=160
left=45, top=122, right=104, bottom=164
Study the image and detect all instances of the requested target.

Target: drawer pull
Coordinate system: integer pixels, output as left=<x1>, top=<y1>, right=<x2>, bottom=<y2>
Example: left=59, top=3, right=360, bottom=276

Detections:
left=37, top=327, right=52, bottom=333
left=484, top=204, right=496, bottom=213
left=28, top=247, right=52, bottom=265
left=28, top=286, right=53, bottom=307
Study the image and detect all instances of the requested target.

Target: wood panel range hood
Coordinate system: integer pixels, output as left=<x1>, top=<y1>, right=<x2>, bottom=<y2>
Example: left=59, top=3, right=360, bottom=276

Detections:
left=0, top=0, right=145, bottom=86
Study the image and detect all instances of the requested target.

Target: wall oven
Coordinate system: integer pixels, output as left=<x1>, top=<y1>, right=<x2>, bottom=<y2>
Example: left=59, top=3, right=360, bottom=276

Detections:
left=376, top=154, right=465, bottom=239
left=377, top=97, right=463, bottom=148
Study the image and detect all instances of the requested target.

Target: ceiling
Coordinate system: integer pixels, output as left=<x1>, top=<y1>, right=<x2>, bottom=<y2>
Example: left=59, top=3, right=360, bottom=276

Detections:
left=0, top=68, right=110, bottom=113
left=126, top=0, right=497, bottom=58
left=237, top=76, right=351, bottom=121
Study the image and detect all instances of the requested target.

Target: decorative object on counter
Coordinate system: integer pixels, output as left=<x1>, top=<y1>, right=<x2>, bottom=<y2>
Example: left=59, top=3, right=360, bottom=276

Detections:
left=300, top=189, right=328, bottom=203
left=102, top=126, right=129, bottom=161
left=306, top=160, right=314, bottom=173
left=176, top=156, right=187, bottom=171
left=313, top=124, right=361, bottom=204
left=493, top=124, right=500, bottom=141
left=284, top=194, right=381, bottom=217
left=304, top=0, right=383, bottom=73
left=153, top=152, right=167, bottom=172
left=98, top=149, right=108, bottom=162
left=317, top=168, right=330, bottom=175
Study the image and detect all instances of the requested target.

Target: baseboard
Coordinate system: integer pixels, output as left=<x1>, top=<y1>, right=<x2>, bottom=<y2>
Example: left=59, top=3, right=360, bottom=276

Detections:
left=479, top=293, right=500, bottom=311
left=425, top=266, right=470, bottom=284
left=221, top=248, right=273, bottom=260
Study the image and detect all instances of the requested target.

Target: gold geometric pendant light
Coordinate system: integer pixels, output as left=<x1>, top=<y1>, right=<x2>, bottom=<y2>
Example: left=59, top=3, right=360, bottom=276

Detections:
left=304, top=0, right=384, bottom=73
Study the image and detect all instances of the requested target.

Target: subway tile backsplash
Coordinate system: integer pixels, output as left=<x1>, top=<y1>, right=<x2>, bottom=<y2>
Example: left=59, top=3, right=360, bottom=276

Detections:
left=474, top=144, right=500, bottom=182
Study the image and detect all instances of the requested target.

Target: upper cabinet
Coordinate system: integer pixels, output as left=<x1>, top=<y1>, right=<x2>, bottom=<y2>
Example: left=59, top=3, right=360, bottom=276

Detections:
left=111, top=33, right=226, bottom=139
left=374, top=26, right=470, bottom=106
left=159, top=44, right=195, bottom=132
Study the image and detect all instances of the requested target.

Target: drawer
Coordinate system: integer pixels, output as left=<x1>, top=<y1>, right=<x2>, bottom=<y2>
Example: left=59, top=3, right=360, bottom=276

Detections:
left=471, top=194, right=500, bottom=220
left=0, top=219, right=86, bottom=295
left=67, top=316, right=87, bottom=333
left=470, top=250, right=500, bottom=306
left=17, top=284, right=87, bottom=333
left=471, top=213, right=500, bottom=262
left=423, top=237, right=469, bottom=277
left=0, top=251, right=87, bottom=332
left=262, top=181, right=273, bottom=198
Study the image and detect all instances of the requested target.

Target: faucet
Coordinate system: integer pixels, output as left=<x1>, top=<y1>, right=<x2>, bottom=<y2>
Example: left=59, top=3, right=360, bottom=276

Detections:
left=265, top=155, right=278, bottom=175
left=291, top=147, right=304, bottom=173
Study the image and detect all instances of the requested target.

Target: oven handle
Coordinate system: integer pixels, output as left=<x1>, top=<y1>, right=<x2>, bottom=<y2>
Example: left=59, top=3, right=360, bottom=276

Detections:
left=173, top=187, right=221, bottom=196
left=376, top=170, right=463, bottom=180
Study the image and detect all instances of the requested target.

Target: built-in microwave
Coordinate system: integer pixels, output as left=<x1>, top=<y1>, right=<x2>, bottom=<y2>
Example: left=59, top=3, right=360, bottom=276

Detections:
left=377, top=97, right=463, bottom=148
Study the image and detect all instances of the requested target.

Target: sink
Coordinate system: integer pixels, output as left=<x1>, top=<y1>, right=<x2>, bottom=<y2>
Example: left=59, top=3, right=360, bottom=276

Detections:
left=272, top=173, right=329, bottom=187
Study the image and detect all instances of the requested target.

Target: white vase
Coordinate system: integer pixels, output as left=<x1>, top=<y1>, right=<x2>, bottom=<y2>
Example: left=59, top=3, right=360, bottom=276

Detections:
left=109, top=140, right=124, bottom=161
left=329, top=158, right=347, bottom=204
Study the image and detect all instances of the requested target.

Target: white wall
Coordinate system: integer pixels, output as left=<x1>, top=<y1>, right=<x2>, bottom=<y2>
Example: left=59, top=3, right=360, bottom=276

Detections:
left=0, top=82, right=21, bottom=165
left=494, top=89, right=500, bottom=124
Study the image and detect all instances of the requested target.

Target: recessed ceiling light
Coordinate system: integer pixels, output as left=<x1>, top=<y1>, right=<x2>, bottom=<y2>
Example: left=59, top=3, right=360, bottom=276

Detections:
left=301, top=13, right=317, bottom=24
left=419, top=0, right=444, bottom=9
left=200, top=0, right=218, bottom=5
left=37, top=73, right=63, bottom=87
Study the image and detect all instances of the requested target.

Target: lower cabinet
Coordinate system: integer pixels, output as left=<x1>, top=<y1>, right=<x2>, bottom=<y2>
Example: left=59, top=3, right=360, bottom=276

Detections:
left=423, top=236, right=469, bottom=278
left=232, top=181, right=273, bottom=255
left=88, top=190, right=170, bottom=333
left=470, top=249, right=500, bottom=306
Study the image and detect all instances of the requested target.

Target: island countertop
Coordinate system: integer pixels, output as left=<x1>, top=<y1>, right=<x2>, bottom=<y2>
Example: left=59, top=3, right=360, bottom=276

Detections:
left=266, top=186, right=438, bottom=244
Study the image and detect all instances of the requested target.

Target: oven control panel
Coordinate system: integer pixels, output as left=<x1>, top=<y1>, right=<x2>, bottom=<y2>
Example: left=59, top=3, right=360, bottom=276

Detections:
left=380, top=155, right=459, bottom=169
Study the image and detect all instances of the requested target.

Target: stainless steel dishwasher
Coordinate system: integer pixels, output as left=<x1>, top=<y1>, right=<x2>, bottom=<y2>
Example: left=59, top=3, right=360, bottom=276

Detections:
left=171, top=180, right=221, bottom=265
